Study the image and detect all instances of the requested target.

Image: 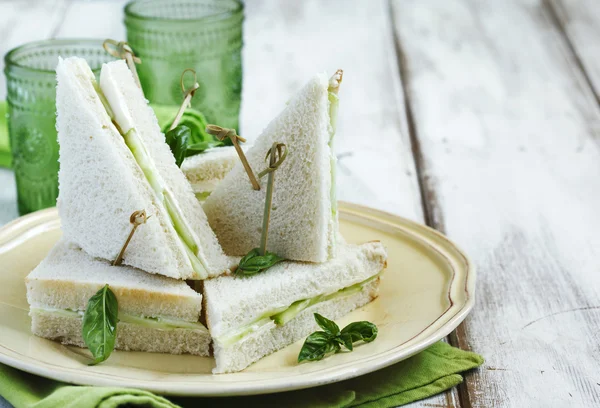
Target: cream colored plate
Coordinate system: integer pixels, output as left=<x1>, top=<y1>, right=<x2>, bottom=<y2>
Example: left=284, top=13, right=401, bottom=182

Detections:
left=0, top=203, right=475, bottom=396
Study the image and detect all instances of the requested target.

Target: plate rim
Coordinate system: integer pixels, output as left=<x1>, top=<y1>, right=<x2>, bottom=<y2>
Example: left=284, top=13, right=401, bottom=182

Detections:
left=0, top=203, right=475, bottom=396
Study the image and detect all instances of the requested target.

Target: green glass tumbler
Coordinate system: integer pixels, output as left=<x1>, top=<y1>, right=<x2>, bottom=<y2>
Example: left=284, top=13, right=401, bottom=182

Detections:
left=125, top=0, right=243, bottom=130
left=4, top=39, right=114, bottom=215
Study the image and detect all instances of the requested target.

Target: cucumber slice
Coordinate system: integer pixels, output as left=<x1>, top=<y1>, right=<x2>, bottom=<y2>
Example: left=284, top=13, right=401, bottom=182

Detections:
left=119, top=313, right=207, bottom=331
left=31, top=308, right=206, bottom=331
left=194, top=191, right=212, bottom=201
left=122, top=128, right=163, bottom=193
left=330, top=154, right=337, bottom=219
left=272, top=297, right=317, bottom=326
left=215, top=271, right=383, bottom=344
left=183, top=243, right=208, bottom=280
left=30, top=307, right=82, bottom=319
left=121, top=124, right=206, bottom=278
left=327, top=91, right=339, bottom=146
left=327, top=89, right=340, bottom=258
left=216, top=318, right=273, bottom=347
left=164, top=191, right=199, bottom=254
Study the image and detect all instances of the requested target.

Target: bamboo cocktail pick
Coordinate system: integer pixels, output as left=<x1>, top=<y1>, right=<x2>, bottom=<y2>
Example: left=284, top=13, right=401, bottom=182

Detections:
left=257, top=142, right=288, bottom=255
left=235, top=142, right=288, bottom=275
left=329, top=69, right=344, bottom=94
left=205, top=125, right=261, bottom=190
left=328, top=69, right=343, bottom=136
left=169, top=69, right=200, bottom=131
left=112, top=210, right=149, bottom=266
left=103, top=40, right=142, bottom=90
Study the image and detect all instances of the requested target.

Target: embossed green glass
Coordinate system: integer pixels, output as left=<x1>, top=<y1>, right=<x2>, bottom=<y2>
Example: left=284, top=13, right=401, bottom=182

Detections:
left=4, top=39, right=114, bottom=215
left=125, top=0, right=243, bottom=130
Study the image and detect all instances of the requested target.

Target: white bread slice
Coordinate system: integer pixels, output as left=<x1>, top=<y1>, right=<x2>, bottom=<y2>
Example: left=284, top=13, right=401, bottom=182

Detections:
left=203, top=74, right=334, bottom=262
left=100, top=61, right=229, bottom=278
left=204, top=241, right=387, bottom=373
left=56, top=57, right=197, bottom=279
left=31, top=311, right=211, bottom=356
left=181, top=146, right=240, bottom=195
left=26, top=239, right=203, bottom=322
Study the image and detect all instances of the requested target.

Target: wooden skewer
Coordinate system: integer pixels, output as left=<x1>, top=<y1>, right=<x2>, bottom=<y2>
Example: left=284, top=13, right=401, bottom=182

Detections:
left=112, top=210, right=149, bottom=266
left=328, top=69, right=344, bottom=94
left=169, top=69, right=200, bottom=131
left=103, top=40, right=143, bottom=90
left=205, top=125, right=261, bottom=191
left=258, top=142, right=288, bottom=255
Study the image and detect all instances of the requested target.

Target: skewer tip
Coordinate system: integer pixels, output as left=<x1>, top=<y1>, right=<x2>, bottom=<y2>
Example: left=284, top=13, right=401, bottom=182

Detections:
left=329, top=69, right=344, bottom=91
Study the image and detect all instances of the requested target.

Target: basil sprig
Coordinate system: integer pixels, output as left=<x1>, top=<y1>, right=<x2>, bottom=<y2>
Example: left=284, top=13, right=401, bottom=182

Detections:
left=236, top=248, right=285, bottom=276
left=298, top=313, right=378, bottom=363
left=166, top=125, right=226, bottom=167
left=82, top=284, right=119, bottom=365
left=165, top=125, right=190, bottom=167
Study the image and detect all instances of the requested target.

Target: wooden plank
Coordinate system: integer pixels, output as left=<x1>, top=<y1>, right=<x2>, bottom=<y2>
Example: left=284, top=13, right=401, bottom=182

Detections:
left=242, top=0, right=424, bottom=222
left=548, top=0, right=600, bottom=102
left=391, top=0, right=600, bottom=407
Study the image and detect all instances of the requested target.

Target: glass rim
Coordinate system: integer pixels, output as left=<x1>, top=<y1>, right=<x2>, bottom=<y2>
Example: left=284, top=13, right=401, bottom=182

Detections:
left=4, top=38, right=108, bottom=75
left=124, top=0, right=243, bottom=24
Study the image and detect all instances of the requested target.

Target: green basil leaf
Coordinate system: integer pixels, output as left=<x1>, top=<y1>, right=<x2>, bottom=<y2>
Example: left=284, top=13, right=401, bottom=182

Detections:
left=157, top=107, right=213, bottom=145
left=314, top=313, right=340, bottom=337
left=82, top=284, right=119, bottom=365
left=297, top=331, right=337, bottom=363
left=340, top=321, right=378, bottom=343
left=165, top=125, right=190, bottom=167
left=339, top=333, right=354, bottom=351
left=298, top=318, right=379, bottom=364
left=236, top=248, right=285, bottom=276
left=185, top=140, right=225, bottom=157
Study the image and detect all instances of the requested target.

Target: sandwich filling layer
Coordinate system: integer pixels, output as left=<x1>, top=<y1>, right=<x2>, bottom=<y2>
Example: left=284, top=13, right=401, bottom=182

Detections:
left=214, top=271, right=382, bottom=346
left=195, top=191, right=212, bottom=201
left=327, top=77, right=340, bottom=259
left=30, top=307, right=208, bottom=332
left=93, top=79, right=208, bottom=279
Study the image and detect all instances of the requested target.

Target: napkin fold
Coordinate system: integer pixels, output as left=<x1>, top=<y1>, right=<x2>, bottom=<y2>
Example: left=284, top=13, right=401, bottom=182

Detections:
left=0, top=342, right=483, bottom=408
left=0, top=102, right=221, bottom=170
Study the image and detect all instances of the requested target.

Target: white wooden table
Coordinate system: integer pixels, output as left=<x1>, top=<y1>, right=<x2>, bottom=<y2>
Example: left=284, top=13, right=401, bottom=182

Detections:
left=1, top=0, right=600, bottom=407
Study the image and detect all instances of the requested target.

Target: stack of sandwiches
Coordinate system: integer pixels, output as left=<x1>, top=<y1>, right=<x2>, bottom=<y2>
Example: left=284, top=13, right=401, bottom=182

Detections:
left=25, top=57, right=388, bottom=373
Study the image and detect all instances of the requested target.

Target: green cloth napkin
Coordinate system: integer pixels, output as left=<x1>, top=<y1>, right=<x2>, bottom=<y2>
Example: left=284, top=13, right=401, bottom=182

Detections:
left=0, top=342, right=483, bottom=408
left=0, top=102, right=219, bottom=170
left=0, top=101, right=10, bottom=168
